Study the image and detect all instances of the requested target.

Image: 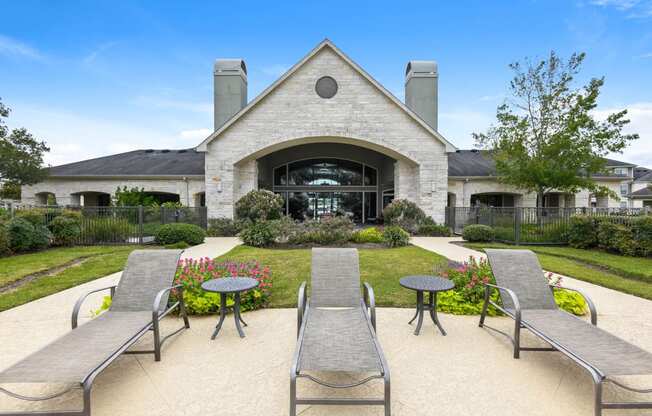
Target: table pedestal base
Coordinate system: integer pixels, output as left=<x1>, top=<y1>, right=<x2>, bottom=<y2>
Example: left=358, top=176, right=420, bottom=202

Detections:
left=408, top=291, right=447, bottom=336
left=211, top=292, right=248, bottom=340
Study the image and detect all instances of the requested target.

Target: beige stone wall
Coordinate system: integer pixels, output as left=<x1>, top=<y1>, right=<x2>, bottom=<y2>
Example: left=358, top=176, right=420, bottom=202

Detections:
left=204, top=46, right=448, bottom=222
left=22, top=178, right=205, bottom=206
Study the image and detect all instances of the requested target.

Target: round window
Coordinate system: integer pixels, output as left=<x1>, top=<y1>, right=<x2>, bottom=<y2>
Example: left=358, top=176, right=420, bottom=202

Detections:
left=315, top=76, right=338, bottom=99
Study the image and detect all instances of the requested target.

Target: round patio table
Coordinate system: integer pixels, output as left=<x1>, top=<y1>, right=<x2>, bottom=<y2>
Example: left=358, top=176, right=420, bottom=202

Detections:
left=399, top=276, right=454, bottom=336
left=201, top=277, right=259, bottom=339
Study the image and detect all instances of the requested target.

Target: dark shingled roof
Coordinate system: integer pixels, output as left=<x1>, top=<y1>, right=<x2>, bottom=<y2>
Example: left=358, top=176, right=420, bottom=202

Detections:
left=46, top=148, right=636, bottom=179
left=447, top=150, right=496, bottom=177
left=48, top=149, right=205, bottom=177
left=630, top=187, right=652, bottom=198
left=635, top=167, right=652, bottom=180
left=448, top=150, right=634, bottom=178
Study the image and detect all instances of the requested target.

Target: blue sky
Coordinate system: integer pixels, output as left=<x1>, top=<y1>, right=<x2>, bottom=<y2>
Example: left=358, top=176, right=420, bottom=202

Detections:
left=1, top=0, right=651, bottom=167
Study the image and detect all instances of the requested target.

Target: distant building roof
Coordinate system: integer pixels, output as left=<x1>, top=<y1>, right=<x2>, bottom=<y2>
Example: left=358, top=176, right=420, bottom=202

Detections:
left=447, top=150, right=632, bottom=178
left=47, top=149, right=205, bottom=177
left=44, top=148, right=636, bottom=180
left=635, top=167, right=651, bottom=180
left=630, top=187, right=652, bottom=198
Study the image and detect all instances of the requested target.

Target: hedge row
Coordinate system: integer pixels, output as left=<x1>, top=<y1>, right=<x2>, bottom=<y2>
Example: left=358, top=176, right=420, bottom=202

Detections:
left=568, top=215, right=652, bottom=256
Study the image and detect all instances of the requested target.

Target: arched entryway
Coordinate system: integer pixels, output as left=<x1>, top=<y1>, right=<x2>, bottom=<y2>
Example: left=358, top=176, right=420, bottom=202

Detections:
left=255, top=142, right=398, bottom=223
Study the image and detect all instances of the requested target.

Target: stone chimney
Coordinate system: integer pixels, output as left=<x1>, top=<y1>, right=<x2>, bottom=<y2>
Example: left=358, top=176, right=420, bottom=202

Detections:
left=405, top=60, right=438, bottom=131
left=214, top=59, right=247, bottom=130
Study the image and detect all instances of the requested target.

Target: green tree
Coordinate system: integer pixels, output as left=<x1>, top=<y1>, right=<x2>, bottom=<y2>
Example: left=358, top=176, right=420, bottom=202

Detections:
left=0, top=98, right=50, bottom=189
left=473, top=52, right=638, bottom=207
left=114, top=186, right=157, bottom=206
left=0, top=182, right=21, bottom=200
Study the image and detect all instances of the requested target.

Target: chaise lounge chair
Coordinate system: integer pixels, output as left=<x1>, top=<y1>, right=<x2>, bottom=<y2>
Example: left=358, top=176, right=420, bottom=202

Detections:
left=0, top=249, right=190, bottom=416
left=479, top=249, right=652, bottom=416
left=290, top=248, right=390, bottom=416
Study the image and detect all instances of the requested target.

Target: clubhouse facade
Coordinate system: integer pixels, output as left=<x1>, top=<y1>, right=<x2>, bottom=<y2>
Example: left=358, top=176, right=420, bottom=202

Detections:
left=21, top=40, right=648, bottom=223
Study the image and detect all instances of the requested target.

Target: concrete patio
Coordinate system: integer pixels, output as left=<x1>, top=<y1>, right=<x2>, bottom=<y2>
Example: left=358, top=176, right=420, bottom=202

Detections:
left=2, top=237, right=652, bottom=415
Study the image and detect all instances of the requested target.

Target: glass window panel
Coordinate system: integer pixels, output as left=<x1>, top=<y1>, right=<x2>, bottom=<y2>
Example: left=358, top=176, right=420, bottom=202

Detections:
left=364, top=192, right=377, bottom=223
left=274, top=166, right=287, bottom=186
left=364, top=166, right=377, bottom=186
left=287, top=158, right=363, bottom=186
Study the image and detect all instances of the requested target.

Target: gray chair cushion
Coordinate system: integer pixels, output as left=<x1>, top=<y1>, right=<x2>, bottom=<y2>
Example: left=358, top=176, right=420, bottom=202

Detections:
left=517, top=309, right=652, bottom=377
left=111, top=249, right=182, bottom=312
left=310, top=248, right=361, bottom=308
left=486, top=249, right=557, bottom=310
left=298, top=306, right=382, bottom=373
left=0, top=312, right=152, bottom=384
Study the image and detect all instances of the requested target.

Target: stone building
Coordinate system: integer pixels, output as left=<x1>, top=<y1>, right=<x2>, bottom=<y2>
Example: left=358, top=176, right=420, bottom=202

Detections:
left=21, top=40, right=640, bottom=222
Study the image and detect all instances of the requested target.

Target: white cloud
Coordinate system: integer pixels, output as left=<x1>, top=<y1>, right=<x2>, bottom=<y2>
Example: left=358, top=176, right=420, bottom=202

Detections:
left=589, top=0, right=652, bottom=17
left=179, top=128, right=212, bottom=140
left=594, top=102, right=652, bottom=166
left=0, top=34, right=43, bottom=60
left=133, top=95, right=212, bottom=114
left=590, top=0, right=639, bottom=9
left=83, top=41, right=117, bottom=65
left=261, top=64, right=290, bottom=77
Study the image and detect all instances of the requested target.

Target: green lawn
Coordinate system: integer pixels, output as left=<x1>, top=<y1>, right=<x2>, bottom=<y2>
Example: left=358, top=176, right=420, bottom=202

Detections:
left=215, top=245, right=448, bottom=308
left=0, top=245, right=141, bottom=312
left=0, top=246, right=138, bottom=287
left=465, top=243, right=652, bottom=300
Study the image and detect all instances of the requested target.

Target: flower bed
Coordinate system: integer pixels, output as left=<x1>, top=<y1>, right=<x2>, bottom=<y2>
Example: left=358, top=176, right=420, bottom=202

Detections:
left=438, top=256, right=587, bottom=316
left=174, top=257, right=272, bottom=314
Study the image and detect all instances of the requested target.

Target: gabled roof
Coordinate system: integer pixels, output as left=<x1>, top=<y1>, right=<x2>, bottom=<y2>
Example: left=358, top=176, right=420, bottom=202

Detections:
left=47, top=149, right=204, bottom=178
left=196, top=39, right=456, bottom=152
left=604, top=157, right=636, bottom=167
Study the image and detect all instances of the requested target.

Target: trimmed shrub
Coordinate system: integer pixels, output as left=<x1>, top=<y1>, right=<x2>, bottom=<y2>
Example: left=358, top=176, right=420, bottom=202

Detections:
left=7, top=218, right=51, bottom=252
left=597, top=221, right=637, bottom=256
left=462, top=224, right=495, bottom=242
left=235, top=190, right=284, bottom=223
left=351, top=227, right=384, bottom=244
left=49, top=215, right=81, bottom=246
left=0, top=225, right=10, bottom=257
left=15, top=208, right=47, bottom=226
left=382, top=199, right=426, bottom=234
left=155, top=223, right=206, bottom=246
left=207, top=217, right=241, bottom=237
left=288, top=216, right=355, bottom=245
left=417, top=223, right=451, bottom=237
left=567, top=216, right=597, bottom=249
left=240, top=221, right=277, bottom=247
left=383, top=226, right=410, bottom=247
left=631, top=216, right=652, bottom=256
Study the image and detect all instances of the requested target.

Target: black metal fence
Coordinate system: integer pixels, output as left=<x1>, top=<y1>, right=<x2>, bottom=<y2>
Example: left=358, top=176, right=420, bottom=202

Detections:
left=6, top=205, right=208, bottom=245
left=446, top=207, right=650, bottom=245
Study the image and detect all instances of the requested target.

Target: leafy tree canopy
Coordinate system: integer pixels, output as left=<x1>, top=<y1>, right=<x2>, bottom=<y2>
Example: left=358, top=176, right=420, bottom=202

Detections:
left=114, top=186, right=158, bottom=207
left=473, top=52, right=638, bottom=206
left=0, top=98, right=50, bottom=187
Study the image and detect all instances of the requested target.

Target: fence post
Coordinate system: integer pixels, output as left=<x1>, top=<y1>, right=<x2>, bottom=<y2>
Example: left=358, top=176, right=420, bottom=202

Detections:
left=514, top=208, right=521, bottom=245
left=450, top=207, right=456, bottom=234
left=138, top=205, right=144, bottom=245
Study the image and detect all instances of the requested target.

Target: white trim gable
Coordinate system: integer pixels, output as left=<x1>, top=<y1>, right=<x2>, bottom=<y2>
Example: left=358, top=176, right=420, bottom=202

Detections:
left=196, top=39, right=456, bottom=152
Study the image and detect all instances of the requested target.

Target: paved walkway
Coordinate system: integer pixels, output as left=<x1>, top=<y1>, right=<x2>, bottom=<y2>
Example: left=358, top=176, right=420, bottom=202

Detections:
left=2, top=237, right=652, bottom=415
